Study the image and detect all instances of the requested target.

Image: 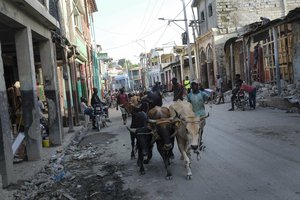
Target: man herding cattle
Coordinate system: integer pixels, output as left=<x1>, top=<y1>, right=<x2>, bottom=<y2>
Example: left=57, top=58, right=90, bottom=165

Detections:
left=187, top=81, right=210, bottom=150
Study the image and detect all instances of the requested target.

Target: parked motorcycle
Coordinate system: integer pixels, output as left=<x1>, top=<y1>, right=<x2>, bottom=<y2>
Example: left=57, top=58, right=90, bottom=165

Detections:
left=93, top=104, right=108, bottom=131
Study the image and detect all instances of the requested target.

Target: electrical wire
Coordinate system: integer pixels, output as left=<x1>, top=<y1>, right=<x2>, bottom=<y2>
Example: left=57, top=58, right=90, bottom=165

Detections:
left=136, top=0, right=152, bottom=37
left=153, top=24, right=169, bottom=47
left=101, top=25, right=166, bottom=51
left=141, top=0, right=166, bottom=36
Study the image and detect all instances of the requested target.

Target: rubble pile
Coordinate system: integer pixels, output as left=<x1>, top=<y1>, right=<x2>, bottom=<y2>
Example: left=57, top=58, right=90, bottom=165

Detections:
left=253, top=82, right=300, bottom=104
left=224, top=82, right=300, bottom=111
left=13, top=130, right=141, bottom=200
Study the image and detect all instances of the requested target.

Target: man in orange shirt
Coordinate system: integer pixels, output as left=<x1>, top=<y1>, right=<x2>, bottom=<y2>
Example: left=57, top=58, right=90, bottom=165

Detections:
left=240, top=83, right=257, bottom=109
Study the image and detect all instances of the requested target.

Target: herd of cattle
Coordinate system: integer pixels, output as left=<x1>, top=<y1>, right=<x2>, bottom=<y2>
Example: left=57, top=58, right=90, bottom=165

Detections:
left=124, top=91, right=209, bottom=180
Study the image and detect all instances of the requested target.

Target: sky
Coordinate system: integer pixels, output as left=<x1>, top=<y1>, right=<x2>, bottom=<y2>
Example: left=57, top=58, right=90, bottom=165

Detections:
left=93, top=0, right=195, bottom=64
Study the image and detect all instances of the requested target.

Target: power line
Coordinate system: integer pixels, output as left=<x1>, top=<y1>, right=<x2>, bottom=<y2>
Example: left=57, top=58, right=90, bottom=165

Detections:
left=153, top=24, right=169, bottom=47
left=101, top=25, right=166, bottom=51
left=136, top=0, right=151, bottom=37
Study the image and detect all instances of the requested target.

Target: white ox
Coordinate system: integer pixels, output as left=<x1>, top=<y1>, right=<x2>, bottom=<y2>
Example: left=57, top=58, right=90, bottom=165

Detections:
left=169, top=100, right=209, bottom=180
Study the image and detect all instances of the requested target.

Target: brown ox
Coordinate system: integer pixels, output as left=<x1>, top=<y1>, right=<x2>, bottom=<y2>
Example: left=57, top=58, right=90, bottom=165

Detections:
left=148, top=106, right=176, bottom=180
left=169, top=100, right=209, bottom=180
left=129, top=95, right=141, bottom=106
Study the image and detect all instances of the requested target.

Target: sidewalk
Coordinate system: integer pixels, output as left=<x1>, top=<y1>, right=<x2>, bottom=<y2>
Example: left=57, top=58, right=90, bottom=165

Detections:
left=0, top=125, right=84, bottom=200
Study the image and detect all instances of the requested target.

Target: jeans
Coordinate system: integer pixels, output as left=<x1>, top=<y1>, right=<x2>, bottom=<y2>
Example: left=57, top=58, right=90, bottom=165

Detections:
left=84, top=108, right=94, bottom=119
left=249, top=88, right=256, bottom=108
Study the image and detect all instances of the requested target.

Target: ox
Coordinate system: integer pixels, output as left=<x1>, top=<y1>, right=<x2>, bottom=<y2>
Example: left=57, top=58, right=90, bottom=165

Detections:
left=148, top=106, right=176, bottom=180
left=127, top=117, right=154, bottom=175
left=125, top=101, right=149, bottom=160
left=169, top=100, right=209, bottom=180
left=123, top=91, right=160, bottom=160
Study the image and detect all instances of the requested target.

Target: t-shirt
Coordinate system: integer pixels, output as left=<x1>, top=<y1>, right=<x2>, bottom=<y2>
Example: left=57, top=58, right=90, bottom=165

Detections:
left=240, top=84, right=255, bottom=93
left=217, top=78, right=223, bottom=89
left=187, top=91, right=209, bottom=117
left=184, top=80, right=191, bottom=89
left=173, top=83, right=184, bottom=101
left=118, top=93, right=128, bottom=105
left=80, top=102, right=88, bottom=113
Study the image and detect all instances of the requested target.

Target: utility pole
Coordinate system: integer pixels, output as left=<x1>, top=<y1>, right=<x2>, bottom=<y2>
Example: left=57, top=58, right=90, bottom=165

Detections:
left=136, top=40, right=148, bottom=89
left=62, top=49, right=74, bottom=133
left=125, top=60, right=131, bottom=90
left=181, top=0, right=194, bottom=81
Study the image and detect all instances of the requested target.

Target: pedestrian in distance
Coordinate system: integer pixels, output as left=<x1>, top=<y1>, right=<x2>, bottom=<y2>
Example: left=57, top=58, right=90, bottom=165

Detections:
left=216, top=74, right=224, bottom=104
left=184, top=76, right=191, bottom=94
left=117, top=88, right=129, bottom=125
left=168, top=77, right=184, bottom=101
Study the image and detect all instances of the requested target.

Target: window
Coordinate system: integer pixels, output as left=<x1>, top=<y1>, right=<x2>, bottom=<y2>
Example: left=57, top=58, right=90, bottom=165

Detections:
left=74, top=7, right=82, bottom=32
left=208, top=4, right=213, bottom=17
left=201, top=11, right=205, bottom=21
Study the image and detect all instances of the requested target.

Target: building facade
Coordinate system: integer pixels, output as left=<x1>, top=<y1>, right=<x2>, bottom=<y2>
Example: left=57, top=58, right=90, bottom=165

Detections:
left=0, top=0, right=64, bottom=186
left=191, top=0, right=300, bottom=88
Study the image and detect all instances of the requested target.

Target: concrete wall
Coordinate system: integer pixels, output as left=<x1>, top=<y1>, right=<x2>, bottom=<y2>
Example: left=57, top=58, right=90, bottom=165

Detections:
left=197, top=0, right=218, bottom=34
left=195, top=0, right=300, bottom=35
left=216, top=0, right=300, bottom=33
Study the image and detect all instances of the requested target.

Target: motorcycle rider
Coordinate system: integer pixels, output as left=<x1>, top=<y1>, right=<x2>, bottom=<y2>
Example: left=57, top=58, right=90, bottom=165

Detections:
left=91, top=88, right=110, bottom=129
left=228, top=74, right=244, bottom=111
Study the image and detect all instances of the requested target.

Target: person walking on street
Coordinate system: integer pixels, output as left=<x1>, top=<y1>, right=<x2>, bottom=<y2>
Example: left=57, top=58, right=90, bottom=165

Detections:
left=187, top=81, right=209, bottom=117
left=184, top=76, right=191, bottom=94
left=117, top=88, right=129, bottom=125
left=187, top=81, right=209, bottom=150
left=169, top=77, right=184, bottom=101
left=240, top=83, right=257, bottom=109
left=216, top=74, right=224, bottom=104
left=228, top=74, right=244, bottom=111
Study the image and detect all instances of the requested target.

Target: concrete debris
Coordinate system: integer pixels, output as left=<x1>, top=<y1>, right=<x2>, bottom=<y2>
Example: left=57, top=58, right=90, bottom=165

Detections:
left=12, top=128, right=141, bottom=200
left=225, top=82, right=300, bottom=111
left=254, top=82, right=299, bottom=103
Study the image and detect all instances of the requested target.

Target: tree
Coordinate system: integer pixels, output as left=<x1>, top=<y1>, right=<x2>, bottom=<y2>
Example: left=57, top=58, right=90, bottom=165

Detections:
left=118, top=59, right=138, bottom=69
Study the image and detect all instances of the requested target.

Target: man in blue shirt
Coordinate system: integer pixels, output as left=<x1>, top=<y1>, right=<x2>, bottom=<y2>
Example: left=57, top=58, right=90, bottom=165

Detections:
left=187, top=81, right=209, bottom=151
left=187, top=81, right=209, bottom=117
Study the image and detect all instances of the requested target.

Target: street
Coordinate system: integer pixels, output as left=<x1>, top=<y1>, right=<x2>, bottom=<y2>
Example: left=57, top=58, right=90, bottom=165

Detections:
left=12, top=96, right=300, bottom=200
left=82, top=96, right=300, bottom=200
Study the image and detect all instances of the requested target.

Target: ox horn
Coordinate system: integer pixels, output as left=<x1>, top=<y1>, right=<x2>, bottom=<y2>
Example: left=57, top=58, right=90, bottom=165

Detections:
left=126, top=126, right=137, bottom=133
left=148, top=119, right=157, bottom=123
left=199, top=113, right=210, bottom=121
left=136, top=131, right=153, bottom=135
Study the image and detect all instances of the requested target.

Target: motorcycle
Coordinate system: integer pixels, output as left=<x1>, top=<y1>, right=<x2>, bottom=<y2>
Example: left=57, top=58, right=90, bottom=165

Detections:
left=93, top=103, right=108, bottom=131
left=234, top=90, right=249, bottom=111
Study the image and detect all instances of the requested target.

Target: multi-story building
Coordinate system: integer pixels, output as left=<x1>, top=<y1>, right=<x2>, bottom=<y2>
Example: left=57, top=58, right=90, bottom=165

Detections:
left=191, top=0, right=300, bottom=88
left=0, top=0, right=63, bottom=186
left=56, top=0, right=99, bottom=125
left=128, top=67, right=143, bottom=90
